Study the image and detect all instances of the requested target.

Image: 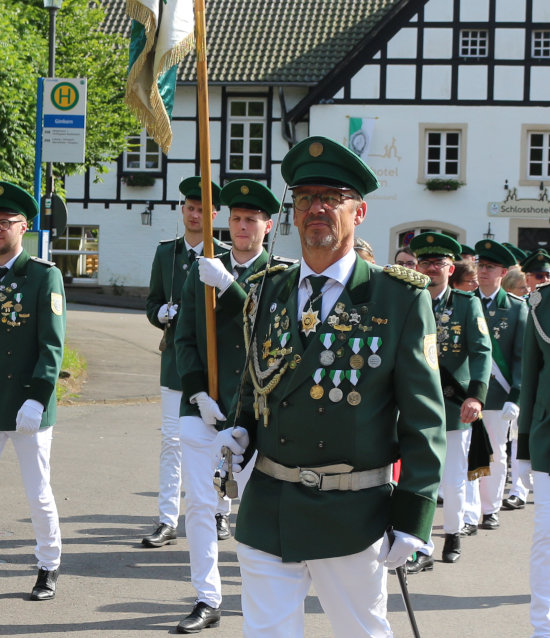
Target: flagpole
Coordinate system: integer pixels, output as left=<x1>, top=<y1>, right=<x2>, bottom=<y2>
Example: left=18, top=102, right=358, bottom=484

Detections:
left=195, top=0, right=218, bottom=400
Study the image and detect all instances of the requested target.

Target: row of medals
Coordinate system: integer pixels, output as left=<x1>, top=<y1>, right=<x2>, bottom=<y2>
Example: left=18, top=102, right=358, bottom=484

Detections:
left=310, top=348, right=381, bottom=406
left=0, top=283, right=26, bottom=325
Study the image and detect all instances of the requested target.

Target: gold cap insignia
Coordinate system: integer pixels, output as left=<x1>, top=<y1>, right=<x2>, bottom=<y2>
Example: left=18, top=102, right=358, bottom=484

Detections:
left=0, top=186, right=4, bottom=196
left=240, top=185, right=250, bottom=195
left=309, top=142, right=323, bottom=157
left=538, top=254, right=544, bottom=261
left=427, top=235, right=434, bottom=243
left=485, top=242, right=492, bottom=249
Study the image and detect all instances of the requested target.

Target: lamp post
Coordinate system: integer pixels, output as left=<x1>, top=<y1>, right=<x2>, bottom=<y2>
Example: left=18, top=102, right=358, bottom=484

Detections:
left=43, top=0, right=63, bottom=233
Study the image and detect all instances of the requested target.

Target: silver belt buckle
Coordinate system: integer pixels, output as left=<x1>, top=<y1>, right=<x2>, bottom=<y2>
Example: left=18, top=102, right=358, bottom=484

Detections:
left=299, top=469, right=321, bottom=488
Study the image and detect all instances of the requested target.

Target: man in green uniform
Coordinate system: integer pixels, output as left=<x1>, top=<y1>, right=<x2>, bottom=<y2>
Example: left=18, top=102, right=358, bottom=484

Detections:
left=522, top=248, right=550, bottom=291
left=143, top=177, right=234, bottom=548
left=214, top=137, right=446, bottom=637
left=463, top=240, right=527, bottom=528
left=0, top=182, right=66, bottom=600
left=517, top=279, right=550, bottom=637
left=406, top=232, right=491, bottom=570
left=174, top=180, right=290, bottom=634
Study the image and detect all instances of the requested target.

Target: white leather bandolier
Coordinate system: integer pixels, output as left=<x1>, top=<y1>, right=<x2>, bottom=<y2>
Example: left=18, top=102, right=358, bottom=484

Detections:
left=255, top=453, right=392, bottom=491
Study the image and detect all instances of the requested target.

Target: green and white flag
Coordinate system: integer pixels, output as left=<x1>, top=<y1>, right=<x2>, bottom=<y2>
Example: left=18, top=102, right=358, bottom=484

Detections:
left=125, top=0, right=194, bottom=154
left=349, top=117, right=376, bottom=161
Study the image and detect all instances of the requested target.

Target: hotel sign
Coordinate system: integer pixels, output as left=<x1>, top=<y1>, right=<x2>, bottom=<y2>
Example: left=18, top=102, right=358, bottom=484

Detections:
left=488, top=200, right=550, bottom=218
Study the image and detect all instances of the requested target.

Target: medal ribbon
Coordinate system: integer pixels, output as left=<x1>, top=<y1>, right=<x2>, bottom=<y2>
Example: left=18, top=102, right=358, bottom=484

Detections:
left=14, top=293, right=22, bottom=303
left=348, top=337, right=364, bottom=354
left=279, top=332, right=290, bottom=347
left=329, top=370, right=344, bottom=387
left=320, top=333, right=336, bottom=349
left=312, top=368, right=326, bottom=384
left=367, top=336, right=382, bottom=353
left=345, top=369, right=361, bottom=386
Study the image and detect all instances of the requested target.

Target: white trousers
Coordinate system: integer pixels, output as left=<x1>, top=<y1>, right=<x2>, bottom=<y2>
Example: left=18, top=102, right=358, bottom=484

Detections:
left=0, top=427, right=61, bottom=570
left=509, top=437, right=533, bottom=502
left=237, top=540, right=392, bottom=638
left=442, top=428, right=471, bottom=534
left=530, top=471, right=550, bottom=638
left=478, top=410, right=509, bottom=514
left=158, top=388, right=229, bottom=528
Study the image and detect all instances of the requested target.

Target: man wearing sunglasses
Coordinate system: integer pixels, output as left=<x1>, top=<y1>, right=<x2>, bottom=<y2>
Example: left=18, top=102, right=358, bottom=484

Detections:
left=462, top=240, right=527, bottom=532
left=0, top=181, right=65, bottom=601
left=213, top=136, right=446, bottom=636
left=522, top=249, right=550, bottom=292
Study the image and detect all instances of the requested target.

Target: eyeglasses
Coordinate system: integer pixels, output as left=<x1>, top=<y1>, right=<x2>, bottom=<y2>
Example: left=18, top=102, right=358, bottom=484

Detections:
left=477, top=263, right=500, bottom=272
left=0, top=219, right=25, bottom=231
left=532, top=272, right=550, bottom=281
left=396, top=260, right=417, bottom=268
left=292, top=191, right=357, bottom=212
left=417, top=259, right=451, bottom=270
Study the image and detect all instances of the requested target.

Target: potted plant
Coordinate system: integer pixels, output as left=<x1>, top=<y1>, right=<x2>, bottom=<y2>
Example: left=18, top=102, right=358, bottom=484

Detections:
left=425, top=178, right=464, bottom=191
left=122, top=173, right=156, bottom=187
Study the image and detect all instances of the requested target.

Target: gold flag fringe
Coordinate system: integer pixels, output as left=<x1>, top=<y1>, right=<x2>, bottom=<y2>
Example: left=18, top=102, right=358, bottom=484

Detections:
left=125, top=0, right=194, bottom=155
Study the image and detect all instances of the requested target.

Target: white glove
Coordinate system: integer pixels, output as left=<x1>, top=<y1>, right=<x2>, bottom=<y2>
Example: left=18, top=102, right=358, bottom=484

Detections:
left=198, top=257, right=234, bottom=293
left=517, top=459, right=532, bottom=482
left=378, top=530, right=425, bottom=570
left=190, top=391, right=226, bottom=426
left=501, top=401, right=520, bottom=421
left=212, top=427, right=250, bottom=474
left=157, top=303, right=178, bottom=324
left=16, top=399, right=44, bottom=434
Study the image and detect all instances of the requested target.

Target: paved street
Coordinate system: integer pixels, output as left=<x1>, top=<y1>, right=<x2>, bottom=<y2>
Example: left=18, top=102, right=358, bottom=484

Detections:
left=0, top=305, right=534, bottom=637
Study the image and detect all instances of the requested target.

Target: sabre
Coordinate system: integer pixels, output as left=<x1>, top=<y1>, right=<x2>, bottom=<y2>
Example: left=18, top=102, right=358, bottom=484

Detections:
left=159, top=189, right=181, bottom=352
left=213, top=185, right=289, bottom=498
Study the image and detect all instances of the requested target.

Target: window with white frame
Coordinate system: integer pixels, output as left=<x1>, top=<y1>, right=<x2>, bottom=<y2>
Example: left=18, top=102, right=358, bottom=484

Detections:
left=460, top=30, right=488, bottom=57
left=227, top=98, right=267, bottom=173
left=527, top=132, right=550, bottom=179
left=123, top=130, right=161, bottom=171
left=425, top=130, right=461, bottom=178
left=52, top=226, right=99, bottom=283
left=533, top=31, right=550, bottom=59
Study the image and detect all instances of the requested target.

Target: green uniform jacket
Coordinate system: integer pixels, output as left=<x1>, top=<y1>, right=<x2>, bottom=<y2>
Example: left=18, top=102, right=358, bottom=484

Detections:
left=0, top=250, right=66, bottom=430
left=517, top=283, right=550, bottom=473
left=436, top=287, right=492, bottom=431
left=146, top=237, right=227, bottom=390
left=232, top=257, right=447, bottom=562
left=175, top=249, right=281, bottom=419
left=477, top=288, right=527, bottom=409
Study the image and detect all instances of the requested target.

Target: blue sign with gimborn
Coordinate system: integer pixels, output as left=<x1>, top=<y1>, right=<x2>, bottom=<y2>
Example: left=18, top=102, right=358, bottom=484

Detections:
left=44, top=115, right=85, bottom=128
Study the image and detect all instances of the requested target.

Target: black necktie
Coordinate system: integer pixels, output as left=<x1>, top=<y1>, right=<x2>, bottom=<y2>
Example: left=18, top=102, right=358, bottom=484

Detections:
left=482, top=297, right=491, bottom=309
left=302, top=276, right=328, bottom=345
left=432, top=297, right=440, bottom=314
left=188, top=249, right=196, bottom=264
left=0, top=266, right=8, bottom=280
left=234, top=265, right=246, bottom=279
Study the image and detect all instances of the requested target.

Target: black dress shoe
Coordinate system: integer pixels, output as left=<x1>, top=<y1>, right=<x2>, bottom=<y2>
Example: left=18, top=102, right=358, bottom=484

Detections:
left=215, top=514, right=231, bottom=541
left=460, top=523, right=478, bottom=536
left=176, top=601, right=221, bottom=634
left=502, top=495, right=526, bottom=510
left=141, top=523, right=177, bottom=547
left=405, top=552, right=434, bottom=574
left=442, top=533, right=461, bottom=563
left=30, top=567, right=58, bottom=601
left=480, top=513, right=500, bottom=530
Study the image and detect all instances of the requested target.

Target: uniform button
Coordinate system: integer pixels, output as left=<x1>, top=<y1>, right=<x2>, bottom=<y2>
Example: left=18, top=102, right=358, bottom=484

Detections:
left=281, top=401, right=289, bottom=408
left=7, top=350, right=12, bottom=356
left=7, top=374, right=13, bottom=379
left=279, top=437, right=287, bottom=444
left=318, top=407, right=325, bottom=414
left=318, top=441, right=325, bottom=448
left=235, top=344, right=241, bottom=350
left=234, top=369, right=240, bottom=374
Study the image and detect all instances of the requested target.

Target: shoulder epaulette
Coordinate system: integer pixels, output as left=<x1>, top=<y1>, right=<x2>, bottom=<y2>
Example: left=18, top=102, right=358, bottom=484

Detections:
left=216, top=240, right=232, bottom=251
left=535, top=281, right=550, bottom=292
left=383, top=264, right=429, bottom=289
left=248, top=263, right=289, bottom=283
left=159, top=236, right=181, bottom=245
left=30, top=256, right=55, bottom=267
left=506, top=291, right=526, bottom=302
left=452, top=288, right=474, bottom=297
left=271, top=254, right=299, bottom=265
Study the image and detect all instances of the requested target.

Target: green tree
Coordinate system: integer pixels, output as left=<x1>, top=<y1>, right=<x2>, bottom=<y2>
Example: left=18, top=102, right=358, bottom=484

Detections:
left=0, top=0, right=139, bottom=192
